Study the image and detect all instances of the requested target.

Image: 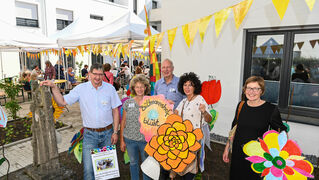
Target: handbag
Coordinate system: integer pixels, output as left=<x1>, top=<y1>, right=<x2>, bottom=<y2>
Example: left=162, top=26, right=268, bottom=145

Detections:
left=227, top=101, right=245, bottom=152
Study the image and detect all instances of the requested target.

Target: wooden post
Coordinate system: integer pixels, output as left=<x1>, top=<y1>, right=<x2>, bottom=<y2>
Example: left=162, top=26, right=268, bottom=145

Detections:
left=27, top=80, right=61, bottom=179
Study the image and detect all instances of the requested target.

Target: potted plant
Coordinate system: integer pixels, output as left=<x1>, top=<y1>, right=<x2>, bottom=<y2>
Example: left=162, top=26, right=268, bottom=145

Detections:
left=75, top=61, right=84, bottom=81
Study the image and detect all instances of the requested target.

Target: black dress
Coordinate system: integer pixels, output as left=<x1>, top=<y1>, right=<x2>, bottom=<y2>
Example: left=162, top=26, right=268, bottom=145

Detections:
left=229, top=101, right=287, bottom=180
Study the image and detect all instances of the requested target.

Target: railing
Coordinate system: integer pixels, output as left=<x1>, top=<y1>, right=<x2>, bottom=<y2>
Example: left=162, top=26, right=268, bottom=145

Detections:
left=16, top=17, right=38, bottom=27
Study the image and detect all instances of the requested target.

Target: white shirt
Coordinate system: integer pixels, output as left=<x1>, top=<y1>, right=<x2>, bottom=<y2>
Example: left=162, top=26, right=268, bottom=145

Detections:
left=64, top=81, right=122, bottom=128
left=176, top=95, right=209, bottom=129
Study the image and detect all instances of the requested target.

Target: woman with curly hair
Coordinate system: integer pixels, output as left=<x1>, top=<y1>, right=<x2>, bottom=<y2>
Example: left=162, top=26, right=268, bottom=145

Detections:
left=120, top=74, right=151, bottom=180
left=173, top=72, right=212, bottom=179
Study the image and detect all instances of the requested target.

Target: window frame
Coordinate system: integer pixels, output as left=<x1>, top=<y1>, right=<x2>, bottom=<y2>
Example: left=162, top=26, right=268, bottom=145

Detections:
left=56, top=8, right=73, bottom=30
left=243, top=25, right=319, bottom=124
left=90, top=14, right=103, bottom=21
left=56, top=19, right=73, bottom=30
left=15, top=1, right=39, bottom=28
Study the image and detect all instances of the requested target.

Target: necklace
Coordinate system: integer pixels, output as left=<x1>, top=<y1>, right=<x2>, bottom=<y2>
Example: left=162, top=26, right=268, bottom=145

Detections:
left=185, top=95, right=196, bottom=108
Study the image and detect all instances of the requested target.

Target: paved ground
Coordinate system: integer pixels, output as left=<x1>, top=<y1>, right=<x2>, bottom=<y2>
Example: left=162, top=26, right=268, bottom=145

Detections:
left=0, top=101, right=83, bottom=177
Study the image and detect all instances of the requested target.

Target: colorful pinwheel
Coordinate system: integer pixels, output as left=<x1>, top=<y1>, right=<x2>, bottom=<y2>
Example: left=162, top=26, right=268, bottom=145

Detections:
left=243, top=130, right=314, bottom=179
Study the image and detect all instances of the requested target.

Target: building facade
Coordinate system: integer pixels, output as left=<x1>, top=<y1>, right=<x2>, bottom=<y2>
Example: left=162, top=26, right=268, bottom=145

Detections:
left=0, top=0, right=161, bottom=78
left=160, top=0, right=319, bottom=157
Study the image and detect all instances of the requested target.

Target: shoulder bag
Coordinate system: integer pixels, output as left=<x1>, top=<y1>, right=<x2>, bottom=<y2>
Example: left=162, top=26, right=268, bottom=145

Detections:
left=227, top=101, right=245, bottom=152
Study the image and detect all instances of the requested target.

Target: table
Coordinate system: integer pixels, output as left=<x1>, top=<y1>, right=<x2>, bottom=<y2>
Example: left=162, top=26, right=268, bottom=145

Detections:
left=54, top=80, right=67, bottom=84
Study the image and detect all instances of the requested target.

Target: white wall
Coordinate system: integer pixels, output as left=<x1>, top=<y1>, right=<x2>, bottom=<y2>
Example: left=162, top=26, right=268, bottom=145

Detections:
left=161, top=0, right=319, bottom=156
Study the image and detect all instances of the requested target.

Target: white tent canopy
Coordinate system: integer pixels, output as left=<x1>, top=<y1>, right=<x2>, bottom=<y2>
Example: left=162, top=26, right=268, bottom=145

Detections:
left=0, top=20, right=57, bottom=51
left=57, top=11, right=159, bottom=47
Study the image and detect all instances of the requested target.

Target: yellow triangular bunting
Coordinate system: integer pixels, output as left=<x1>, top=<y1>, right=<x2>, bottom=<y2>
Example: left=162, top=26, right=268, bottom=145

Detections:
left=155, top=32, right=164, bottom=50
left=167, top=27, right=178, bottom=51
left=214, top=8, right=231, bottom=37
left=198, top=15, right=213, bottom=42
left=143, top=37, right=150, bottom=53
left=310, top=39, right=317, bottom=48
left=260, top=46, right=267, bottom=55
left=305, top=0, right=316, bottom=11
left=188, top=19, right=200, bottom=45
left=150, top=35, right=157, bottom=51
left=271, top=45, right=278, bottom=54
left=233, top=0, right=254, bottom=29
left=182, top=24, right=191, bottom=47
left=272, top=0, right=290, bottom=20
left=297, top=42, right=304, bottom=50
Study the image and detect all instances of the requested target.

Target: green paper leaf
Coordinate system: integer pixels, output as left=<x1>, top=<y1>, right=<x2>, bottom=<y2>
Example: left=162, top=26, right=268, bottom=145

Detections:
left=124, top=150, right=130, bottom=164
left=253, top=162, right=266, bottom=173
left=263, top=152, right=273, bottom=161
left=0, top=157, right=5, bottom=166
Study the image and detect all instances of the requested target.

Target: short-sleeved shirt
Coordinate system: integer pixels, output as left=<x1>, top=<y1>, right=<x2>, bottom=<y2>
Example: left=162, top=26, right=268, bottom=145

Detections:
left=176, top=95, right=209, bottom=129
left=154, top=75, right=184, bottom=110
left=122, top=98, right=145, bottom=141
left=81, top=68, right=88, bottom=77
left=64, top=81, right=122, bottom=128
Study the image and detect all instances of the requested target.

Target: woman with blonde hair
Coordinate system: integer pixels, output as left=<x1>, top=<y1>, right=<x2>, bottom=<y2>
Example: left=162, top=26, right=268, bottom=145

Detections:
left=120, top=74, right=151, bottom=180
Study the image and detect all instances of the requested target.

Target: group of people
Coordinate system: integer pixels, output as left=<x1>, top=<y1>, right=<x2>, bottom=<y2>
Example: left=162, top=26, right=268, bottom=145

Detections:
left=40, top=57, right=287, bottom=180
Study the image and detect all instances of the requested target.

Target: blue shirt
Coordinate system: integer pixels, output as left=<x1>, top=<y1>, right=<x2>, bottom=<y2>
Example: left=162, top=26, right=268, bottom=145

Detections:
left=64, top=81, right=122, bottom=128
left=154, top=75, right=184, bottom=110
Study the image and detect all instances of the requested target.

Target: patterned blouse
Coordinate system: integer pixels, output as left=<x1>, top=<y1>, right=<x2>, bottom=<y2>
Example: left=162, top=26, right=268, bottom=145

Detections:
left=176, top=95, right=209, bottom=129
left=123, top=98, right=146, bottom=141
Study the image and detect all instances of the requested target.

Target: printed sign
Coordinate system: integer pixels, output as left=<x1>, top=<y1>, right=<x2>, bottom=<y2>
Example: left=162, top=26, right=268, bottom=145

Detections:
left=91, top=145, right=120, bottom=180
left=139, top=95, right=173, bottom=142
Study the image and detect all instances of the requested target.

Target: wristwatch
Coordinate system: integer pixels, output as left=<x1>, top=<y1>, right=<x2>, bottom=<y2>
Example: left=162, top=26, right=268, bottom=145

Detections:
left=113, top=130, right=119, bottom=134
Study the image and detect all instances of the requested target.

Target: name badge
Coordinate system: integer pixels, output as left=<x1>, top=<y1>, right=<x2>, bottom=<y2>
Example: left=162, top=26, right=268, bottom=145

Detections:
left=128, top=103, right=135, bottom=108
left=101, top=101, right=108, bottom=105
left=169, top=88, right=176, bottom=93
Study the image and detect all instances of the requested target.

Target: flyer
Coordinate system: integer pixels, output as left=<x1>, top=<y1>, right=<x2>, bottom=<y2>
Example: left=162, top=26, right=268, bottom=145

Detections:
left=91, top=145, right=120, bottom=180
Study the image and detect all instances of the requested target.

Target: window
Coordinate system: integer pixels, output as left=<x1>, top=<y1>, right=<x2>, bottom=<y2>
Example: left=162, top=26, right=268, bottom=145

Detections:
left=133, top=0, right=137, bottom=14
left=19, top=52, right=41, bottom=71
left=90, top=14, right=103, bottom=21
left=152, top=25, right=158, bottom=31
left=152, top=1, right=158, bottom=9
left=56, top=9, right=73, bottom=30
left=91, top=53, right=103, bottom=65
left=244, top=26, right=319, bottom=123
left=15, top=1, right=39, bottom=27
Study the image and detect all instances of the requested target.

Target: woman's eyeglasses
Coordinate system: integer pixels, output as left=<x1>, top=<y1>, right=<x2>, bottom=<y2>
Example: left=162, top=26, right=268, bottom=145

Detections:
left=246, top=87, right=261, bottom=92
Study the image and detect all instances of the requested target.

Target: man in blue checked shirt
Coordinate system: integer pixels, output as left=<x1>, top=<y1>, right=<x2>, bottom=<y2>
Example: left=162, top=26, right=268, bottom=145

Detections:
left=154, top=59, right=184, bottom=110
left=154, top=59, right=184, bottom=180
left=41, top=63, right=121, bottom=180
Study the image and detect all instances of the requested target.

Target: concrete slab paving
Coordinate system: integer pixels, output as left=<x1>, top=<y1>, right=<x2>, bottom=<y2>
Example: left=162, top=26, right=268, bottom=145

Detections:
left=0, top=102, right=83, bottom=178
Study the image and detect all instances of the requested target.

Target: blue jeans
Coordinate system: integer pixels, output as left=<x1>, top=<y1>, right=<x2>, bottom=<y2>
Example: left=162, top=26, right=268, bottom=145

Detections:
left=125, top=138, right=151, bottom=180
left=83, top=128, right=113, bottom=180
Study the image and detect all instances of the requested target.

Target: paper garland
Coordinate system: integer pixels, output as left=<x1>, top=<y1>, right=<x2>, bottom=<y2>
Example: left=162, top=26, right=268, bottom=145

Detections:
left=243, top=130, right=314, bottom=179
left=144, top=114, right=203, bottom=173
left=272, top=0, right=290, bottom=20
left=139, top=95, right=173, bottom=142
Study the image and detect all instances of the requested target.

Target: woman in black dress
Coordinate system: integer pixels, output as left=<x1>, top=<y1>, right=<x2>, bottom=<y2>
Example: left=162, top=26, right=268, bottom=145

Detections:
left=223, top=76, right=287, bottom=179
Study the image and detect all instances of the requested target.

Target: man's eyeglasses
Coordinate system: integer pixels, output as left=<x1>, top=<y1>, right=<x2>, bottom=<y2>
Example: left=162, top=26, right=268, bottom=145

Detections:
left=246, top=87, right=261, bottom=92
left=91, top=73, right=104, bottom=76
